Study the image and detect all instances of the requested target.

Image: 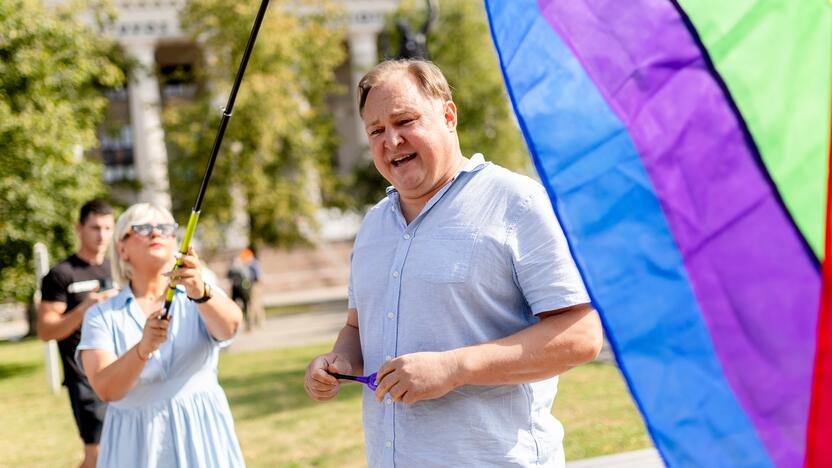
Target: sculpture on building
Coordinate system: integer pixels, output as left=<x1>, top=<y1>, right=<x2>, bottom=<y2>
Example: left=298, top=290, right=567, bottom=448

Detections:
left=382, top=0, right=438, bottom=60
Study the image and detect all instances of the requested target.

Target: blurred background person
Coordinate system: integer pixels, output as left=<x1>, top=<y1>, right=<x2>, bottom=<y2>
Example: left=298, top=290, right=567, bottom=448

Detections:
left=227, top=247, right=263, bottom=331
left=37, top=199, right=117, bottom=468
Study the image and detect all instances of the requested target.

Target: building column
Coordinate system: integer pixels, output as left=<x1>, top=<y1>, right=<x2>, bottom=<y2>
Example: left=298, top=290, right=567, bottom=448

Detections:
left=126, top=42, right=172, bottom=210
left=335, top=30, right=380, bottom=172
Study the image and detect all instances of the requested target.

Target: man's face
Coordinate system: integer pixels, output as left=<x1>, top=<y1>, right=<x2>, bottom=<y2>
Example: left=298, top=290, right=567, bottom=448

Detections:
left=362, top=71, right=459, bottom=201
left=76, top=214, right=115, bottom=256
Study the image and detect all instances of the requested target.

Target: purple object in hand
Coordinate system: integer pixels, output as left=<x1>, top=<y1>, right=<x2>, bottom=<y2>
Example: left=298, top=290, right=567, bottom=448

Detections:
left=328, top=371, right=378, bottom=390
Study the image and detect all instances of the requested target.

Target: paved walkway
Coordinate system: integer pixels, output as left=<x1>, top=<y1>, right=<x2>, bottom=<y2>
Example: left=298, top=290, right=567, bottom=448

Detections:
left=567, top=449, right=663, bottom=468
left=228, top=302, right=346, bottom=353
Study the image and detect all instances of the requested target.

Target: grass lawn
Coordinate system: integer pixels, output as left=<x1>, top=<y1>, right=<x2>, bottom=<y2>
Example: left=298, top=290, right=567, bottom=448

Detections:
left=0, top=338, right=650, bottom=467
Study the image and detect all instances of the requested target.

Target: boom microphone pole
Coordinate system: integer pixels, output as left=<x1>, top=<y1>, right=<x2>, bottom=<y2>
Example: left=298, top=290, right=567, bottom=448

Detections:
left=161, top=0, right=270, bottom=319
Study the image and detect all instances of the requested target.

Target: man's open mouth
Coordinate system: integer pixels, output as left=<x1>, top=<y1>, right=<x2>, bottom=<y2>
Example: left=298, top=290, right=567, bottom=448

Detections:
left=392, top=153, right=416, bottom=167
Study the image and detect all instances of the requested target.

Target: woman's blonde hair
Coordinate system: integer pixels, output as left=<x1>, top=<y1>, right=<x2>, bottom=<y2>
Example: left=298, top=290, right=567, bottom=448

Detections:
left=111, top=203, right=175, bottom=286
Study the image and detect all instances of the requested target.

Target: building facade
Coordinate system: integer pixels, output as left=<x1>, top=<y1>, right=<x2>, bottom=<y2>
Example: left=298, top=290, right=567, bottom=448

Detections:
left=54, top=0, right=399, bottom=210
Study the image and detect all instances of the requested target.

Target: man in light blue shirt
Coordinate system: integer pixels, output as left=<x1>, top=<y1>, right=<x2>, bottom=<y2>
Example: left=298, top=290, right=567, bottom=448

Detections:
left=304, top=59, right=603, bottom=467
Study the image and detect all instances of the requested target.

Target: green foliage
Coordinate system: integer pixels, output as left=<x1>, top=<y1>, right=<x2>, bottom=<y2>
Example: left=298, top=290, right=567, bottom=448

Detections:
left=387, top=0, right=529, bottom=171
left=0, top=0, right=125, bottom=303
left=164, top=0, right=346, bottom=249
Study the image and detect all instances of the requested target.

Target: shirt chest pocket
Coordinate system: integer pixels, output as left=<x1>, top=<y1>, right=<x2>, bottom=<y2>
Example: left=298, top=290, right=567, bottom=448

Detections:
left=411, top=226, right=479, bottom=283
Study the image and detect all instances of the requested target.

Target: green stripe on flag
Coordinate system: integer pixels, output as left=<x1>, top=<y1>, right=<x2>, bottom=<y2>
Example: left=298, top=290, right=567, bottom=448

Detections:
left=678, top=0, right=832, bottom=260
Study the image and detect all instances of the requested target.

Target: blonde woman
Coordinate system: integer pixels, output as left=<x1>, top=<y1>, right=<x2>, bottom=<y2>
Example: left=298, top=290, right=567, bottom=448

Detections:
left=76, top=203, right=245, bottom=467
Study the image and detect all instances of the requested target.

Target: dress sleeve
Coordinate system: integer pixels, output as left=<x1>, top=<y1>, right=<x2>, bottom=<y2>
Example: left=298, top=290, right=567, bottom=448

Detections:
left=509, top=188, right=591, bottom=315
left=74, top=304, right=115, bottom=374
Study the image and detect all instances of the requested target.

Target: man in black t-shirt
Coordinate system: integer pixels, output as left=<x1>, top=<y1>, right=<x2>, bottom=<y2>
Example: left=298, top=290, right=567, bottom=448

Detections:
left=38, top=199, right=118, bottom=468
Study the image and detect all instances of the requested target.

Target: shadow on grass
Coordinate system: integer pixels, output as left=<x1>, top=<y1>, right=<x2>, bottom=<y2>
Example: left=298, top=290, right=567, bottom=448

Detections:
left=220, top=367, right=363, bottom=421
left=0, top=362, right=38, bottom=380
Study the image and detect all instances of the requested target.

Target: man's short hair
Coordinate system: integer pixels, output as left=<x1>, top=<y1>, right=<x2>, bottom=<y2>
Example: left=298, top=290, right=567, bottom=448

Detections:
left=357, top=59, right=453, bottom=117
left=79, top=199, right=113, bottom=225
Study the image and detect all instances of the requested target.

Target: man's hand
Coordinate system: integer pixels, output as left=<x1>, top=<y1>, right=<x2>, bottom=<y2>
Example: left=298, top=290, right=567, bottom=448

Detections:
left=304, top=352, right=353, bottom=401
left=81, top=288, right=120, bottom=311
left=374, top=351, right=462, bottom=404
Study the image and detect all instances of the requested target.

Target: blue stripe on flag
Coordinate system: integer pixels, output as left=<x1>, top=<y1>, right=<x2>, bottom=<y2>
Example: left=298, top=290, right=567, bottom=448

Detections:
left=485, top=1, right=771, bottom=466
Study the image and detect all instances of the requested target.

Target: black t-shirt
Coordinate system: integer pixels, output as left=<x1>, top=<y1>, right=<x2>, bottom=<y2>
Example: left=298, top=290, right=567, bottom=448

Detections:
left=40, top=254, right=112, bottom=385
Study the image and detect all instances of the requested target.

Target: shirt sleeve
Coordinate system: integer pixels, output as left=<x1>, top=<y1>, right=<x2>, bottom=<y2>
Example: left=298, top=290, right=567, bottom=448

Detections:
left=40, top=268, right=67, bottom=303
left=74, top=304, right=115, bottom=375
left=509, top=188, right=591, bottom=315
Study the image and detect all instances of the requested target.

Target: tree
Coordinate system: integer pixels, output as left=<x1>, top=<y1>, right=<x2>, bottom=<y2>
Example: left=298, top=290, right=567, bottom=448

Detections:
left=163, top=0, right=346, bottom=249
left=0, top=0, right=125, bottom=304
left=385, top=0, right=529, bottom=171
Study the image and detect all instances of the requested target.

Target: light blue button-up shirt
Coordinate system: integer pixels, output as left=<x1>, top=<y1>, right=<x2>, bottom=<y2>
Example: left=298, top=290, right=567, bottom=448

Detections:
left=349, top=154, right=590, bottom=467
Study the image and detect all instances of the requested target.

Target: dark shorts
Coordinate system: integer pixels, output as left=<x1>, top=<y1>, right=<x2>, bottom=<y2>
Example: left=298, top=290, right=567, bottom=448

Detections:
left=67, top=380, right=107, bottom=445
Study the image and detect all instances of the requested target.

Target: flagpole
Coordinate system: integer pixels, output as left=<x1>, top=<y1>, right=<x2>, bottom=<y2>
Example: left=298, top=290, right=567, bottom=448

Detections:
left=161, top=0, right=271, bottom=319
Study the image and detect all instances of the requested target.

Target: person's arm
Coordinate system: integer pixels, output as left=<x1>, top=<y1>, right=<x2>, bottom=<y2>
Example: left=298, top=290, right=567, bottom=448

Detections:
left=37, top=290, right=118, bottom=341
left=194, top=291, right=242, bottom=341
left=168, top=247, right=242, bottom=341
left=304, top=308, right=363, bottom=401
left=374, top=303, right=602, bottom=404
left=81, top=313, right=169, bottom=401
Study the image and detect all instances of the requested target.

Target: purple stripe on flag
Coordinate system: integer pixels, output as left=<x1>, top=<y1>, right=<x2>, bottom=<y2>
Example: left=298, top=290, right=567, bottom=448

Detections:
left=537, top=0, right=821, bottom=465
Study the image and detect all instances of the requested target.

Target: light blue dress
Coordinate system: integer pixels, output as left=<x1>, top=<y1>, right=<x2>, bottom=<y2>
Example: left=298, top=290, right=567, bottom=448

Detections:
left=76, top=285, right=245, bottom=468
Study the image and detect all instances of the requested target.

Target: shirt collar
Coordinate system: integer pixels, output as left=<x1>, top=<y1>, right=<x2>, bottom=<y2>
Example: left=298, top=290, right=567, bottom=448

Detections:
left=111, top=285, right=134, bottom=309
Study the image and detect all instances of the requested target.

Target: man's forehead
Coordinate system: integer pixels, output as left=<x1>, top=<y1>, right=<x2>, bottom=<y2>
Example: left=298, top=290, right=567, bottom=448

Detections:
left=82, top=213, right=115, bottom=226
left=363, top=76, right=441, bottom=123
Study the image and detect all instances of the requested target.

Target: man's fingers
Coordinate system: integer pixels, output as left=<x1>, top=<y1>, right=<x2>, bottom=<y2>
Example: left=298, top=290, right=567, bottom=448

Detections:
left=388, top=381, right=408, bottom=402
left=327, top=358, right=346, bottom=374
left=311, top=364, right=338, bottom=385
left=307, top=378, right=338, bottom=393
left=375, top=372, right=399, bottom=401
left=305, top=382, right=337, bottom=401
left=375, top=361, right=396, bottom=382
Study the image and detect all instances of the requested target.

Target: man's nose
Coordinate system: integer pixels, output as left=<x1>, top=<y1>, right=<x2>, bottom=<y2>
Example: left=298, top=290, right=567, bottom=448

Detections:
left=384, top=129, right=402, bottom=150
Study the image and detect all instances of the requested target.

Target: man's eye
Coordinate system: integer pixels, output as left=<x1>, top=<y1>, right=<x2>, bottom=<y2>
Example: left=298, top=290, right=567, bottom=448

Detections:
left=370, top=128, right=383, bottom=136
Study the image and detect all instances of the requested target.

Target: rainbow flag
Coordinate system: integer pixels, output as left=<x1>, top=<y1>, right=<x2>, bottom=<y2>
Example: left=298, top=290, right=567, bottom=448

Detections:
left=485, top=1, right=831, bottom=466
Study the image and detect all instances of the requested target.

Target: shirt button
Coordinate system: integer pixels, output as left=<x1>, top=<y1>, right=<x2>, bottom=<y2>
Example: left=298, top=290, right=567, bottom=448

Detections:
left=385, top=440, right=392, bottom=448
left=385, top=398, right=392, bottom=405
left=392, top=270, right=399, bottom=278
left=387, top=312, right=394, bottom=319
left=403, top=233, right=411, bottom=240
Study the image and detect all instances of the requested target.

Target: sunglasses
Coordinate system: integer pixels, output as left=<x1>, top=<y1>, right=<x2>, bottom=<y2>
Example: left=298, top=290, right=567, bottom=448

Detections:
left=124, top=223, right=178, bottom=239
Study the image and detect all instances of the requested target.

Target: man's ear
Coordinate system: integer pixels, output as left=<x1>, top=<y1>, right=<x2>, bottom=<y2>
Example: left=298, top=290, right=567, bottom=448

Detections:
left=444, top=101, right=458, bottom=131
